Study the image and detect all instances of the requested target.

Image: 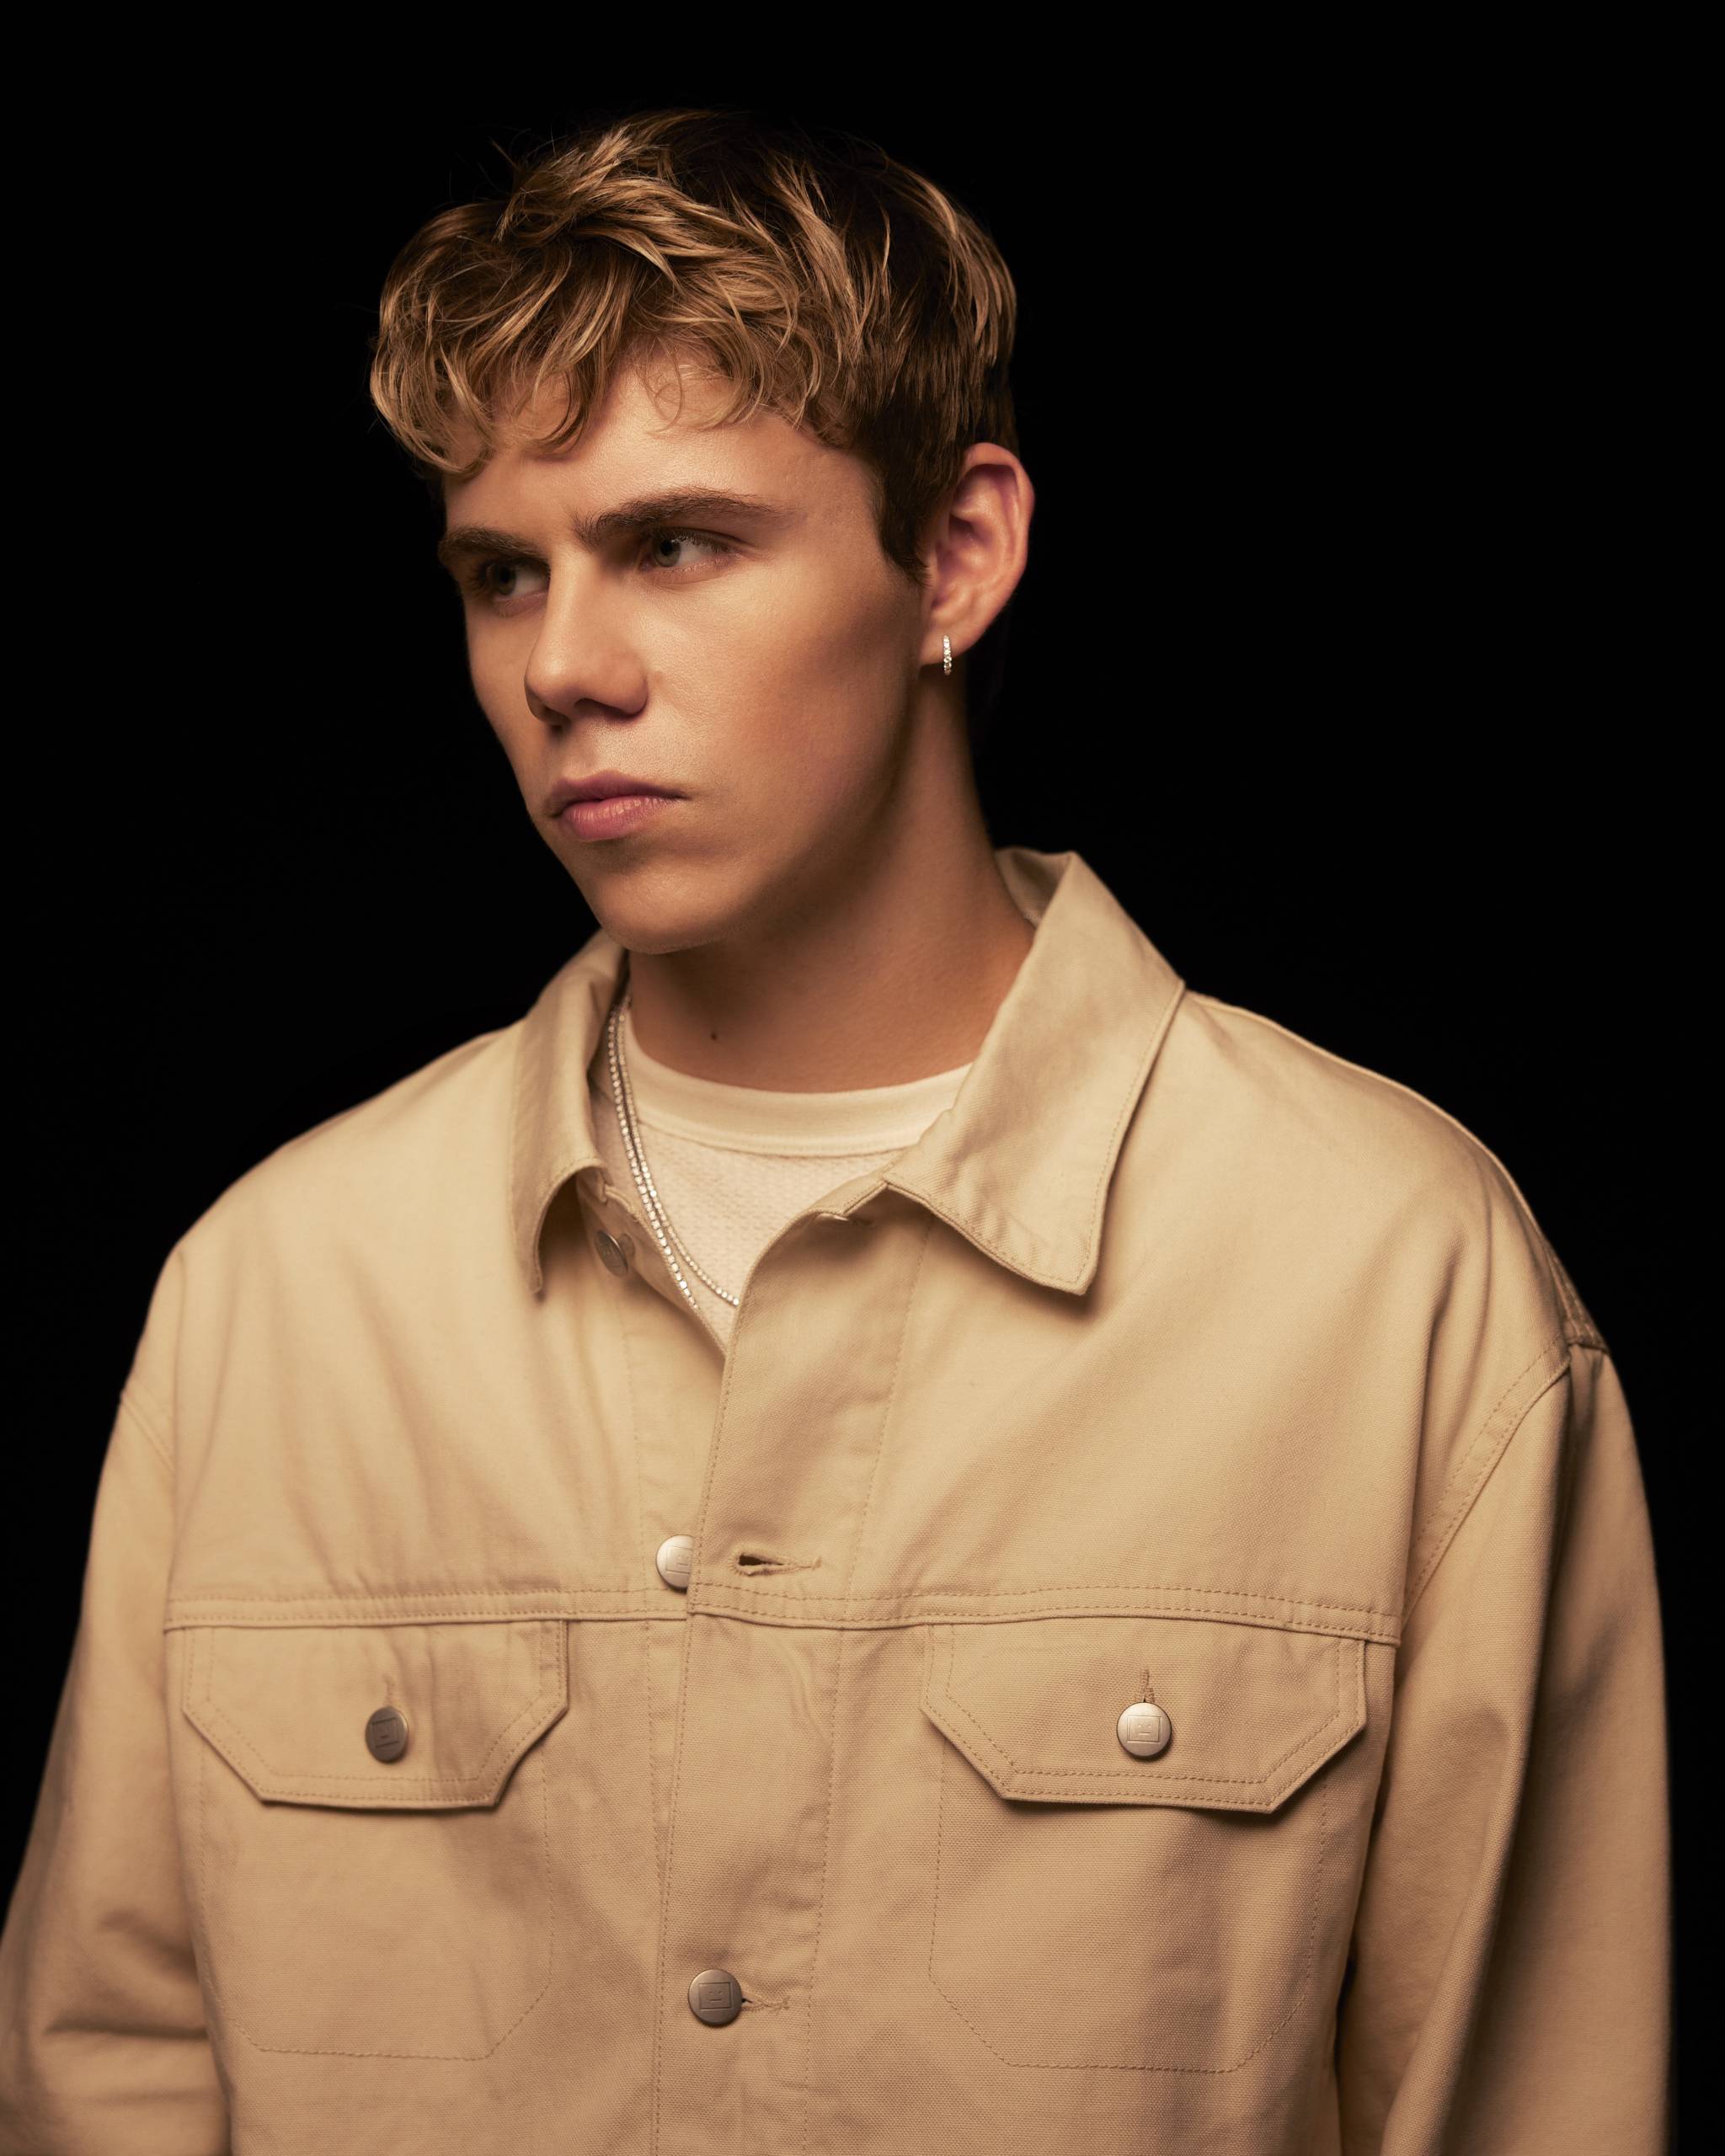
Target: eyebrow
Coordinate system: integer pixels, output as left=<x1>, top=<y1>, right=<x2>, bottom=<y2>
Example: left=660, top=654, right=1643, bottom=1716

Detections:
left=435, top=487, right=798, bottom=574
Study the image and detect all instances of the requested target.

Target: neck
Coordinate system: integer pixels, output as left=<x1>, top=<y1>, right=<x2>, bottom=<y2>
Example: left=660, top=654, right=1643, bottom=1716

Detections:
left=621, top=797, right=1034, bottom=1092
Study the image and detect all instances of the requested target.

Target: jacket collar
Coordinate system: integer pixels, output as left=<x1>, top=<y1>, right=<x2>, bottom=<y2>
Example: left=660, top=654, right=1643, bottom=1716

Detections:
left=510, top=845, right=1185, bottom=1298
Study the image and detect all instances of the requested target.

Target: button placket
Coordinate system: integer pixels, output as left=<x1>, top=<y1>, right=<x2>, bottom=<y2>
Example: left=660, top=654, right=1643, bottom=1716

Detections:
left=646, top=1201, right=927, bottom=2148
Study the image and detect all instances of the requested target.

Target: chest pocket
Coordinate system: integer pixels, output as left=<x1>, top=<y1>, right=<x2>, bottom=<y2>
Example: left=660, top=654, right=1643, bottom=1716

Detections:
left=180, top=1617, right=568, bottom=2059
left=919, top=1611, right=1370, bottom=2075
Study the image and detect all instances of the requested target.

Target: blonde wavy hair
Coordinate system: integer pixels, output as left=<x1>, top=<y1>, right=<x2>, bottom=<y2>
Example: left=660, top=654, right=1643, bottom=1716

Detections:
left=367, top=106, right=1023, bottom=747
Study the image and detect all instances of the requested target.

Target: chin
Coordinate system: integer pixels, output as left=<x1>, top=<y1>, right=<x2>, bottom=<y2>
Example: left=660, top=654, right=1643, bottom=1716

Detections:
left=573, top=873, right=740, bottom=958
left=556, top=824, right=796, bottom=954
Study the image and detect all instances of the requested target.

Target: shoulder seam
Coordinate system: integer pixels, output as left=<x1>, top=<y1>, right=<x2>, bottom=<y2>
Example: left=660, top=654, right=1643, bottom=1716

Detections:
left=1401, top=1329, right=1572, bottom=1626
left=1188, top=993, right=1606, bottom=1350
left=1537, top=1235, right=1607, bottom=1350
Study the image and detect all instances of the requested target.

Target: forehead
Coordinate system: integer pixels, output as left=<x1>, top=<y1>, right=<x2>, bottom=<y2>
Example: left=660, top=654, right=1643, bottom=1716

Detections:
left=442, top=348, right=858, bottom=522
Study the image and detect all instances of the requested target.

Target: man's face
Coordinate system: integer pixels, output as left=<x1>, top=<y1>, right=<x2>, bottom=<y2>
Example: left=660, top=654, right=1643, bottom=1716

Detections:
left=440, top=349, right=927, bottom=953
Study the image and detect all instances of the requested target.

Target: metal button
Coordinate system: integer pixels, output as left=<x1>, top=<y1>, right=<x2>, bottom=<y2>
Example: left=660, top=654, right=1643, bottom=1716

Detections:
left=656, top=1534, right=695, bottom=1592
left=595, top=1230, right=633, bottom=1276
left=688, top=1968, right=744, bottom=2025
left=366, top=1705, right=410, bottom=1763
left=1117, top=1700, right=1172, bottom=1758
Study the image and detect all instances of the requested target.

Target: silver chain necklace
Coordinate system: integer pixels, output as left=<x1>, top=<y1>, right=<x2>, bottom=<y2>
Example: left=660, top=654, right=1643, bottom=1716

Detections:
left=604, top=984, right=741, bottom=1310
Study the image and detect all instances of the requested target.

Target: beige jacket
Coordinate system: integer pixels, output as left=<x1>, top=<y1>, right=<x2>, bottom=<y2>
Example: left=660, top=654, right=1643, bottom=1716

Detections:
left=0, top=846, right=1670, bottom=2153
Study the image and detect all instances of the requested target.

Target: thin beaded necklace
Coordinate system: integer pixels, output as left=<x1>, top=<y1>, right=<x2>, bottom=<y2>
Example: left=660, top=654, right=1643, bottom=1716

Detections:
left=604, top=984, right=741, bottom=1310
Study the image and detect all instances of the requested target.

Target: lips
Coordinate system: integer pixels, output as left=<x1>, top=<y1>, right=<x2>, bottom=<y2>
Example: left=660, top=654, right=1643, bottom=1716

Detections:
left=554, top=791, right=680, bottom=841
left=543, top=772, right=682, bottom=818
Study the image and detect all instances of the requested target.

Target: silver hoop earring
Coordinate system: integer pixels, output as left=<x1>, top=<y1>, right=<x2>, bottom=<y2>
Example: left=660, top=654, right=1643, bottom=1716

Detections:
left=942, top=634, right=953, bottom=675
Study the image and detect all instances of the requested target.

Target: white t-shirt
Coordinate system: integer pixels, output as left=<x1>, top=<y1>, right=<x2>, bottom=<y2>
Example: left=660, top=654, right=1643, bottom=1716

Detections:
left=587, top=998, right=971, bottom=1346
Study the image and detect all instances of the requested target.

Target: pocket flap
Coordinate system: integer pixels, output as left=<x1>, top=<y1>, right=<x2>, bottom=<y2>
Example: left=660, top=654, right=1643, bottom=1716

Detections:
left=183, top=1618, right=568, bottom=1809
left=921, top=1613, right=1366, bottom=1812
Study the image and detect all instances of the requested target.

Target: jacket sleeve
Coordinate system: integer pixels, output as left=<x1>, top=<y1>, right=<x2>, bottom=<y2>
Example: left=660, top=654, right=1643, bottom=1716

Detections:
left=0, top=1264, right=227, bottom=2152
left=1335, top=1336, right=1672, bottom=2153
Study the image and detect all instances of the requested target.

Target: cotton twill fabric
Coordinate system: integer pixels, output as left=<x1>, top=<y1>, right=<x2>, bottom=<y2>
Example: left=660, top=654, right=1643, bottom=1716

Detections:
left=0, top=845, right=1671, bottom=2154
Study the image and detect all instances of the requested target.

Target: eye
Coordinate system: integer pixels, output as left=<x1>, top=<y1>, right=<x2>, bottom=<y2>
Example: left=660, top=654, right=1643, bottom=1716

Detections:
left=464, top=557, right=549, bottom=604
left=461, top=527, right=736, bottom=609
left=640, top=528, right=734, bottom=574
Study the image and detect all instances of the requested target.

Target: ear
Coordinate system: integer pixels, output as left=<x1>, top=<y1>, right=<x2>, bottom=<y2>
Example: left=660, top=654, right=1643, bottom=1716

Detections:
left=917, top=444, right=1035, bottom=673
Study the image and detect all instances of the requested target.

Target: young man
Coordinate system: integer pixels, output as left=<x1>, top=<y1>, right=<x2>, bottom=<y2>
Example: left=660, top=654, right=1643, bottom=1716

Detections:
left=0, top=108, right=1669, bottom=2154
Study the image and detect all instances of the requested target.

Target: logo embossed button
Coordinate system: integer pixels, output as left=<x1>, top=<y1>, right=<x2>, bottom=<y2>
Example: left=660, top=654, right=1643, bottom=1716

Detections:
left=688, top=1968, right=744, bottom=2025
left=366, top=1705, right=410, bottom=1763
left=595, top=1230, right=633, bottom=1276
left=656, top=1534, right=695, bottom=1591
left=1117, top=1700, right=1172, bottom=1758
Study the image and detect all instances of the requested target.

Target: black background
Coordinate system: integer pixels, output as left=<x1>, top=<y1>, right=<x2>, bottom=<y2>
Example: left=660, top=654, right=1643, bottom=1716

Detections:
left=11, top=65, right=1698, bottom=2145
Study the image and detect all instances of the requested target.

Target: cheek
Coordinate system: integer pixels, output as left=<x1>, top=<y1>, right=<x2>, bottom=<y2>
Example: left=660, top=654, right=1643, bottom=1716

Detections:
left=725, top=574, right=913, bottom=783
left=730, top=661, right=899, bottom=814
